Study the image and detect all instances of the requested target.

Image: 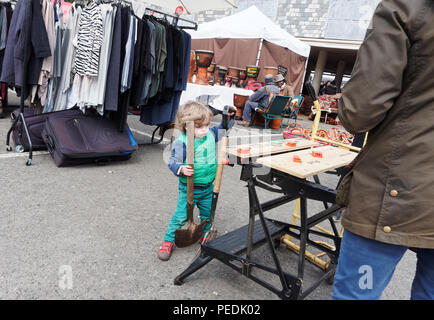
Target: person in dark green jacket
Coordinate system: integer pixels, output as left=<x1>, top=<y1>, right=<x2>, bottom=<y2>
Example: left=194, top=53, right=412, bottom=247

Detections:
left=158, top=101, right=234, bottom=261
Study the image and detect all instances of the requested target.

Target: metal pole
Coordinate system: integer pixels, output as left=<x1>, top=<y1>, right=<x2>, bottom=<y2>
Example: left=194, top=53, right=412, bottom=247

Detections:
left=255, top=38, right=264, bottom=67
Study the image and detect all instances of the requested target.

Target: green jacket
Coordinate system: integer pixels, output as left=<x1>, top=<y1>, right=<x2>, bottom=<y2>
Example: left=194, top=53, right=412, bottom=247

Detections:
left=338, top=0, right=434, bottom=248
left=176, top=131, right=217, bottom=185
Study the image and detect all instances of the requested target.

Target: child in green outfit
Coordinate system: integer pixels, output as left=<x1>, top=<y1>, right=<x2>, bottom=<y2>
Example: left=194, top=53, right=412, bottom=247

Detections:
left=158, top=101, right=233, bottom=261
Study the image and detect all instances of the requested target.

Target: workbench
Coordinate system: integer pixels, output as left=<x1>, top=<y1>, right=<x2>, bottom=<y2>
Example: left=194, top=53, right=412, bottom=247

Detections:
left=174, top=138, right=357, bottom=300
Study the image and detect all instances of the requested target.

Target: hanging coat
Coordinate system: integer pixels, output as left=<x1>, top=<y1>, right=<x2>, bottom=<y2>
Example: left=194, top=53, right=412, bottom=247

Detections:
left=1, top=0, right=51, bottom=96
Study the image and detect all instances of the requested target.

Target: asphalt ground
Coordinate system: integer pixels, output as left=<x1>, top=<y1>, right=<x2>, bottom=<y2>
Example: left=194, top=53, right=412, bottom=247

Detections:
left=0, top=96, right=417, bottom=301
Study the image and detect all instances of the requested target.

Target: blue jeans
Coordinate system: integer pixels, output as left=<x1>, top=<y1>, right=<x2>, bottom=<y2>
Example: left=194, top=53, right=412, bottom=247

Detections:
left=164, top=182, right=213, bottom=243
left=332, top=230, right=434, bottom=300
left=242, top=100, right=259, bottom=122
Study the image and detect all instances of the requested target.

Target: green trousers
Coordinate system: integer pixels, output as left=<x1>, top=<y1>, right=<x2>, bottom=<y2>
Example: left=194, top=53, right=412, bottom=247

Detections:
left=164, top=182, right=213, bottom=243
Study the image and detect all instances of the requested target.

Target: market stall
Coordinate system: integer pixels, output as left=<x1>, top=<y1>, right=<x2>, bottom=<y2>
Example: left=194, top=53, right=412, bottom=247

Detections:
left=188, top=6, right=310, bottom=94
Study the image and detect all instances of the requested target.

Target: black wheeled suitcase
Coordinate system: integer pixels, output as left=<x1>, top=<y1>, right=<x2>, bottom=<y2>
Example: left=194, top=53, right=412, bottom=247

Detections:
left=42, top=112, right=138, bottom=167
left=11, top=107, right=82, bottom=152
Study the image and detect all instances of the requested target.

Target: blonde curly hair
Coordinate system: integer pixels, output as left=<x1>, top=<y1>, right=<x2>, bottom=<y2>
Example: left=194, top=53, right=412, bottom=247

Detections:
left=175, top=101, right=213, bottom=133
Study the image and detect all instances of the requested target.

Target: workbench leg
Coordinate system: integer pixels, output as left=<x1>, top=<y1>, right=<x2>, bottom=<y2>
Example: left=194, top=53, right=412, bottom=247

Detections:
left=174, top=255, right=214, bottom=285
left=249, top=178, right=292, bottom=297
left=297, top=196, right=308, bottom=280
left=244, top=179, right=257, bottom=276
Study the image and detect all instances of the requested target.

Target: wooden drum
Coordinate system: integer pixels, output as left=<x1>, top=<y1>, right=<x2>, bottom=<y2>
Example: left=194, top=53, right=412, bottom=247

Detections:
left=214, top=65, right=221, bottom=83
left=231, top=77, right=239, bottom=87
left=239, top=68, right=247, bottom=80
left=217, top=66, right=228, bottom=85
left=246, top=65, right=260, bottom=82
left=228, top=66, right=240, bottom=78
left=264, top=66, right=279, bottom=77
left=224, top=75, right=232, bottom=87
left=207, top=63, right=216, bottom=73
left=233, top=93, right=249, bottom=119
left=228, top=66, right=246, bottom=80
left=238, top=68, right=247, bottom=86
left=187, top=50, right=196, bottom=83
left=195, top=50, right=214, bottom=85
left=207, top=62, right=216, bottom=82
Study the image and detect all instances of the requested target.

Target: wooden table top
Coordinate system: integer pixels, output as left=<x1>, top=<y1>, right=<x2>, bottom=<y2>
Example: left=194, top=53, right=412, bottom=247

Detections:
left=256, top=145, right=357, bottom=179
left=226, top=138, right=318, bottom=159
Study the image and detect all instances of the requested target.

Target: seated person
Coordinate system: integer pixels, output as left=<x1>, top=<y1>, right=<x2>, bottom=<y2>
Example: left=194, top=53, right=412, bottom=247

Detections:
left=275, top=73, right=294, bottom=98
left=275, top=73, right=296, bottom=114
left=239, top=74, right=280, bottom=126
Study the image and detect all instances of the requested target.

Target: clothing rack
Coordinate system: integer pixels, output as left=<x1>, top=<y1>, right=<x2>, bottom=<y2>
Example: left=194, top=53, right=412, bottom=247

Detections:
left=4, top=0, right=197, bottom=162
left=129, top=6, right=197, bottom=146
left=5, top=0, right=32, bottom=165
left=144, top=7, right=197, bottom=30
left=0, top=0, right=13, bottom=112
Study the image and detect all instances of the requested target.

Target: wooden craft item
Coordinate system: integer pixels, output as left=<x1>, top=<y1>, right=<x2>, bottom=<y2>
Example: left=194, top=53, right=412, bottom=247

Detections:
left=293, top=155, right=302, bottom=163
left=312, top=150, right=323, bottom=158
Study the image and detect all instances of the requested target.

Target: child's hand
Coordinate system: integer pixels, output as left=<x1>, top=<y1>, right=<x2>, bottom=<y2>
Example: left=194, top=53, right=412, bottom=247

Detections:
left=228, top=106, right=236, bottom=117
left=181, top=165, right=194, bottom=176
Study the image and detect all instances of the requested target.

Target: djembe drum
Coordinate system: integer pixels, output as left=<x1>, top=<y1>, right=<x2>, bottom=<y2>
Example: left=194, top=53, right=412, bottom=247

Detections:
left=217, top=66, right=228, bottom=85
left=264, top=66, right=278, bottom=77
left=207, top=63, right=216, bottom=83
left=228, top=66, right=246, bottom=86
left=227, top=66, right=240, bottom=79
left=246, top=65, right=260, bottom=83
left=195, top=50, right=214, bottom=85
left=187, top=50, right=196, bottom=83
left=231, top=77, right=239, bottom=87
left=233, top=93, right=249, bottom=120
left=238, top=68, right=247, bottom=83
left=224, top=75, right=232, bottom=87
left=214, top=65, right=221, bottom=84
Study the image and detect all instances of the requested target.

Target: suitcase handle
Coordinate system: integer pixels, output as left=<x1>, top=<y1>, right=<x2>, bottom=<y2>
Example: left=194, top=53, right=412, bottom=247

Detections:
left=45, top=135, right=55, bottom=153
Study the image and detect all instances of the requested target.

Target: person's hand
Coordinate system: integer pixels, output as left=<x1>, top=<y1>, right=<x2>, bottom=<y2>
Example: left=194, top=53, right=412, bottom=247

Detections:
left=181, top=165, right=194, bottom=176
left=228, top=106, right=236, bottom=117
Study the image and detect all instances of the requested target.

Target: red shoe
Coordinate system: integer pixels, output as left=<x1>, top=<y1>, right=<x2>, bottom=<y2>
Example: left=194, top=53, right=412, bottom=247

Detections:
left=158, top=241, right=174, bottom=261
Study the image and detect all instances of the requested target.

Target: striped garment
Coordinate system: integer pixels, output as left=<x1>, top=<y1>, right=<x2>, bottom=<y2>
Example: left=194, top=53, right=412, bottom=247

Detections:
left=73, top=2, right=103, bottom=77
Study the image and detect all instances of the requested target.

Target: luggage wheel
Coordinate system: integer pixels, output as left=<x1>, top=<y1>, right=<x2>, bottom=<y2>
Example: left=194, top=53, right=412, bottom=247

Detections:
left=15, top=145, right=25, bottom=153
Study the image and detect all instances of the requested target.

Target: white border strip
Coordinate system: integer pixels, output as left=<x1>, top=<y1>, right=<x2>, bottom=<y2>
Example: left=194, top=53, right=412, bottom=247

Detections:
left=0, top=150, right=49, bottom=159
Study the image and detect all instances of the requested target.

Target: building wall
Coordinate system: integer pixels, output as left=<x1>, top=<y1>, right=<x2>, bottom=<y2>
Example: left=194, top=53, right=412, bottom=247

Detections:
left=193, top=0, right=381, bottom=41
left=276, top=0, right=330, bottom=38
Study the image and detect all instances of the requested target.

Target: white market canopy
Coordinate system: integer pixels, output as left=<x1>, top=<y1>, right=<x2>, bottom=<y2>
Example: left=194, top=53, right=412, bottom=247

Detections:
left=188, top=6, right=310, bottom=58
